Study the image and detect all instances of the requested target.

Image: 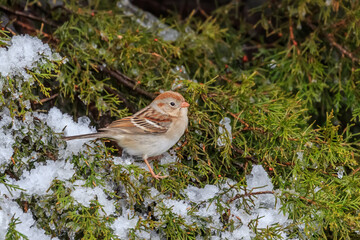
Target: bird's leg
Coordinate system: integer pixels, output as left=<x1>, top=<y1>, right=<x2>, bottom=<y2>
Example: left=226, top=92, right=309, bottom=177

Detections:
left=143, top=155, right=168, bottom=180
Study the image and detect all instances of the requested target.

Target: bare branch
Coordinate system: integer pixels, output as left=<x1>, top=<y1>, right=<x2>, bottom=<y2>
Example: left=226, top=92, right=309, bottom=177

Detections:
left=100, top=67, right=156, bottom=100
left=228, top=190, right=274, bottom=203
left=306, top=19, right=360, bottom=63
left=33, top=93, right=59, bottom=104
left=0, top=5, right=58, bottom=27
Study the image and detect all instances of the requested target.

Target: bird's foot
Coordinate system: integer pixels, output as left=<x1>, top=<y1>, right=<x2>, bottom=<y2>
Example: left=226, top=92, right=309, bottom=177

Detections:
left=143, top=157, right=168, bottom=180
left=150, top=171, right=168, bottom=180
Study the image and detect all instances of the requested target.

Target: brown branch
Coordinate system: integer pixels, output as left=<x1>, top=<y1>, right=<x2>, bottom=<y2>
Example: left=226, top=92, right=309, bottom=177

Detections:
left=0, top=22, right=17, bottom=35
left=34, top=93, right=59, bottom=104
left=100, top=67, right=156, bottom=99
left=289, top=24, right=300, bottom=55
left=232, top=146, right=258, bottom=163
left=14, top=20, right=58, bottom=43
left=330, top=19, right=347, bottom=29
left=115, top=69, right=136, bottom=84
left=228, top=190, right=274, bottom=203
left=229, top=111, right=268, bottom=135
left=0, top=5, right=58, bottom=27
left=299, top=196, right=317, bottom=205
left=277, top=162, right=295, bottom=167
left=326, top=33, right=360, bottom=63
left=289, top=25, right=298, bottom=47
left=103, top=86, right=137, bottom=113
left=351, top=166, right=360, bottom=176
left=306, top=19, right=359, bottom=63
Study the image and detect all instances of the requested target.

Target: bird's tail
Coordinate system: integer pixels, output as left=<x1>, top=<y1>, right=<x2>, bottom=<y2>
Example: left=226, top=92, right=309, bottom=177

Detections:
left=62, top=132, right=103, bottom=141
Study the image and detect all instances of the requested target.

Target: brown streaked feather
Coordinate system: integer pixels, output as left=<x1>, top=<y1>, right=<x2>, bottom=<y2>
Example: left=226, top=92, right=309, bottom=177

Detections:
left=100, top=106, right=172, bottom=134
left=154, top=91, right=184, bottom=102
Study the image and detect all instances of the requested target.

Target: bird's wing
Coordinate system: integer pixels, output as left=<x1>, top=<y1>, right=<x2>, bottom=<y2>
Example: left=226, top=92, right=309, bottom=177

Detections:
left=100, top=106, right=172, bottom=134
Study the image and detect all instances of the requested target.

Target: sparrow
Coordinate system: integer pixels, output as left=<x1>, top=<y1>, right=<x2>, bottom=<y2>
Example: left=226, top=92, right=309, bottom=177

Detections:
left=63, top=91, right=189, bottom=179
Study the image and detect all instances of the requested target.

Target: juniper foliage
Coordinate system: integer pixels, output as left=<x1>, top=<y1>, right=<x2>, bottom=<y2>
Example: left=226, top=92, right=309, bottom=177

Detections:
left=0, top=0, right=360, bottom=239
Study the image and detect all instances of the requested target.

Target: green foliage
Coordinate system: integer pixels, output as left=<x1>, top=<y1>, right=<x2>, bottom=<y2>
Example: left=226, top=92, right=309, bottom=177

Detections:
left=239, top=0, right=360, bottom=121
left=1, top=0, right=360, bottom=239
left=5, top=216, right=29, bottom=240
left=0, top=35, right=62, bottom=118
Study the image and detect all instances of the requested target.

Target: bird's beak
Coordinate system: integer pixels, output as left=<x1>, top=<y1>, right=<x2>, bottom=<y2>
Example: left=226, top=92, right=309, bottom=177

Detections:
left=181, top=101, right=190, bottom=108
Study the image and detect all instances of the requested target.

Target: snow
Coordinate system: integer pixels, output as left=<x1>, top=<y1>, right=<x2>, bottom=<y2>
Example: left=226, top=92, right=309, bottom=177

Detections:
left=296, top=151, right=304, bottom=161
left=0, top=102, right=290, bottom=239
left=112, top=208, right=139, bottom=239
left=185, top=184, right=219, bottom=202
left=117, top=0, right=180, bottom=42
left=34, top=107, right=96, bottom=157
left=163, top=199, right=190, bottom=216
left=160, top=151, right=177, bottom=164
left=0, top=108, right=15, bottom=166
left=337, top=166, right=345, bottom=179
left=217, top=117, right=232, bottom=146
left=0, top=35, right=58, bottom=80
left=0, top=160, right=75, bottom=199
left=0, top=200, right=57, bottom=240
left=70, top=182, right=116, bottom=215
left=154, top=165, right=289, bottom=239
left=0, top=34, right=292, bottom=240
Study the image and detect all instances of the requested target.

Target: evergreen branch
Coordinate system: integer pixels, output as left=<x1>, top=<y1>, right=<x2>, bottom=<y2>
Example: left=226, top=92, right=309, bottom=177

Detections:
left=228, top=190, right=274, bottom=203
left=13, top=20, right=58, bottom=43
left=231, top=145, right=259, bottom=163
left=299, top=196, right=318, bottom=206
left=228, top=112, right=267, bottom=134
left=306, top=19, right=360, bottom=63
left=326, top=33, right=360, bottom=63
left=103, top=85, right=137, bottom=113
left=330, top=19, right=347, bottom=29
left=33, top=93, right=59, bottom=104
left=351, top=166, right=360, bottom=176
left=289, top=24, right=300, bottom=55
left=229, top=112, right=298, bottom=141
left=0, top=24, right=17, bottom=35
left=100, top=67, right=156, bottom=99
left=0, top=5, right=58, bottom=27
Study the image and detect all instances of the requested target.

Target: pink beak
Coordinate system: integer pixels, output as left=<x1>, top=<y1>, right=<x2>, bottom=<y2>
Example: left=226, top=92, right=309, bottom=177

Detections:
left=181, top=101, right=190, bottom=108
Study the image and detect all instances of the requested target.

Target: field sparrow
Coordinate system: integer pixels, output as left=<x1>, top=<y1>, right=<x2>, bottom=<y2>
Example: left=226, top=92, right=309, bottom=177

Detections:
left=63, top=91, right=189, bottom=179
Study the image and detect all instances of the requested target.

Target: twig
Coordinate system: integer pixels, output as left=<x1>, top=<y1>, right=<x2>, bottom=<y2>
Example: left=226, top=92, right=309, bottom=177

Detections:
left=289, top=25, right=298, bottom=47
left=103, top=85, right=137, bottom=113
left=229, top=111, right=298, bottom=141
left=101, top=67, right=156, bottom=99
left=351, top=166, right=360, bottom=176
left=195, top=0, right=210, bottom=19
left=115, top=69, right=136, bottom=83
left=0, top=5, right=58, bottom=27
left=228, top=190, right=274, bottom=203
left=330, top=19, right=347, bottom=29
left=14, top=20, right=58, bottom=43
left=306, top=19, right=360, bottom=63
left=326, top=33, right=360, bottom=63
left=232, top=145, right=258, bottom=163
left=277, top=162, right=295, bottom=167
left=299, top=196, right=317, bottom=205
left=0, top=21, right=17, bottom=35
left=34, top=93, right=59, bottom=104
left=229, top=111, right=267, bottom=134
left=289, top=24, right=300, bottom=55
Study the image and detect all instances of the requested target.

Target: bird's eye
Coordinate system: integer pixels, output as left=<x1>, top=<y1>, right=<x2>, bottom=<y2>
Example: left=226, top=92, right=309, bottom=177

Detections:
left=170, top=102, right=176, bottom=106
